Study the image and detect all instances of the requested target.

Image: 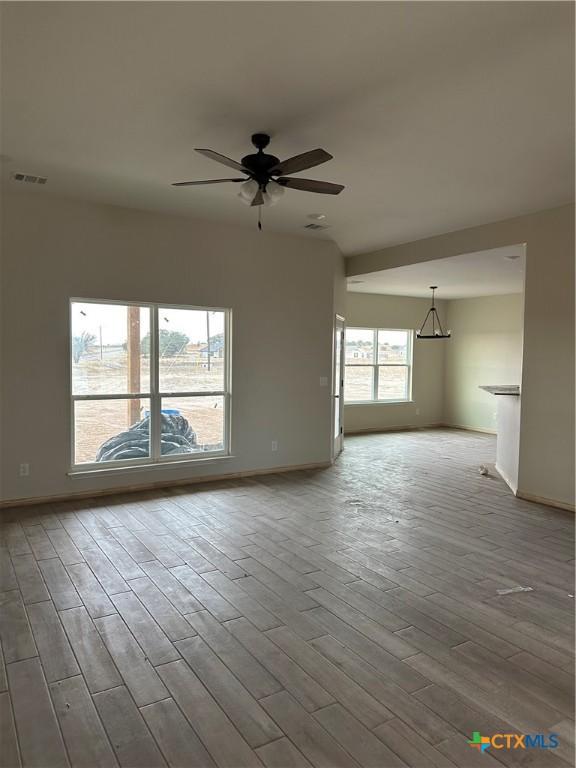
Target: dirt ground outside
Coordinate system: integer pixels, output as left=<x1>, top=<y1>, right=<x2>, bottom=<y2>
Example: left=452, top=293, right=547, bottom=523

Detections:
left=73, top=348, right=225, bottom=463
left=345, top=364, right=409, bottom=402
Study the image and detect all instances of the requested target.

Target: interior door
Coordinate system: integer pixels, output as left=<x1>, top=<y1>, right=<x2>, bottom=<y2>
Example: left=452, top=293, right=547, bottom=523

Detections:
left=333, top=315, right=345, bottom=458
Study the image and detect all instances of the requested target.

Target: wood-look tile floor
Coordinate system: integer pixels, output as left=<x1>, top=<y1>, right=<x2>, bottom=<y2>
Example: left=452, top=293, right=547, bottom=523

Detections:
left=0, top=429, right=574, bottom=768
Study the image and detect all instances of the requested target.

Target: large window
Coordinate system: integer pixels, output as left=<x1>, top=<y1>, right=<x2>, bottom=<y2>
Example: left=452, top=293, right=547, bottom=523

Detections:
left=71, top=300, right=230, bottom=468
left=344, top=328, right=412, bottom=403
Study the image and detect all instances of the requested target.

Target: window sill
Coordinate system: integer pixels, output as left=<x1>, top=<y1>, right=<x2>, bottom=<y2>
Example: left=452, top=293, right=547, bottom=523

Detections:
left=345, top=400, right=414, bottom=406
left=68, top=454, right=235, bottom=478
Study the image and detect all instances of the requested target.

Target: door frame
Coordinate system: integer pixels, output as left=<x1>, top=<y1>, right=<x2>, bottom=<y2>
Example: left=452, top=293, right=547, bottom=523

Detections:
left=332, top=314, right=345, bottom=459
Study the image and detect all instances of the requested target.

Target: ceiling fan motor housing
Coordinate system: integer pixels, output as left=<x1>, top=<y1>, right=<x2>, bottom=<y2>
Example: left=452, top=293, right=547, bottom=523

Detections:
left=241, top=135, right=279, bottom=187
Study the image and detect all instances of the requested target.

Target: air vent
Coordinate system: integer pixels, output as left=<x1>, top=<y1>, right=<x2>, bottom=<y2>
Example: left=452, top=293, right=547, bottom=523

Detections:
left=304, top=223, right=329, bottom=231
left=12, top=172, right=47, bottom=185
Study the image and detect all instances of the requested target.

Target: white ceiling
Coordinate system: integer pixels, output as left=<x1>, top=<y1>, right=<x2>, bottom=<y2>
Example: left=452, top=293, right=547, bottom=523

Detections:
left=1, top=3, right=573, bottom=255
left=347, top=244, right=526, bottom=299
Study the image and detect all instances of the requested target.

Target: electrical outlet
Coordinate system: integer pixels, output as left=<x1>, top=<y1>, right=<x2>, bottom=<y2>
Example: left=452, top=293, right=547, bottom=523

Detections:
left=415, top=408, right=420, bottom=416
left=19, top=463, right=30, bottom=477
left=271, top=440, right=278, bottom=452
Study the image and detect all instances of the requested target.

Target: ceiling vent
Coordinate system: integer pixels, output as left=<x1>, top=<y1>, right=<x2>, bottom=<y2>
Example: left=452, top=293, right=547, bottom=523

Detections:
left=11, top=172, right=47, bottom=185
left=304, top=223, right=329, bottom=231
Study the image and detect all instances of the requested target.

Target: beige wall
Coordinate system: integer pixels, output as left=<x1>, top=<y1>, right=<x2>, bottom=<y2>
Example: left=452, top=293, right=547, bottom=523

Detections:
left=0, top=191, right=345, bottom=503
left=347, top=204, right=575, bottom=508
left=444, top=294, right=524, bottom=432
left=344, top=293, right=445, bottom=433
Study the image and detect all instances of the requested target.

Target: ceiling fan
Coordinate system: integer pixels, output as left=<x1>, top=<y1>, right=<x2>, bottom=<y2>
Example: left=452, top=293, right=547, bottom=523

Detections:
left=172, top=133, right=345, bottom=212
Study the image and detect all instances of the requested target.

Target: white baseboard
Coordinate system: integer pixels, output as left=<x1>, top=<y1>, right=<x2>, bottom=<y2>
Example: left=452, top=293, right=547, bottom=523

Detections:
left=441, top=422, right=497, bottom=435
left=345, top=423, right=443, bottom=435
left=516, top=489, right=575, bottom=513
left=0, top=461, right=332, bottom=510
left=345, top=422, right=497, bottom=436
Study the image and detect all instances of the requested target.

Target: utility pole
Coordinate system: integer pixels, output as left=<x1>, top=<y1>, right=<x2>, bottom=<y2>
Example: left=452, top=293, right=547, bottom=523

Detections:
left=127, top=306, right=141, bottom=425
left=206, top=312, right=211, bottom=372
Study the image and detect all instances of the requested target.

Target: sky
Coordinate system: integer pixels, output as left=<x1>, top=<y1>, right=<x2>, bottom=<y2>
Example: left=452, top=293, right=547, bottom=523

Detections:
left=72, top=302, right=225, bottom=345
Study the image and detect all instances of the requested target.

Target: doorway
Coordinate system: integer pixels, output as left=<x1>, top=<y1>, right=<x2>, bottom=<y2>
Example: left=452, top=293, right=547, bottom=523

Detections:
left=332, top=315, right=345, bottom=458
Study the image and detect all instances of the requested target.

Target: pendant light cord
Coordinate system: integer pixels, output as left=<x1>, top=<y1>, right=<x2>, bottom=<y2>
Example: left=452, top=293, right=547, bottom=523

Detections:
left=258, top=206, right=262, bottom=231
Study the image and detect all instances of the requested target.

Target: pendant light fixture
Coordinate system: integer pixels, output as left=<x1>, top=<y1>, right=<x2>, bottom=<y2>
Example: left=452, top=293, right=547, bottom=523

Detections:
left=416, top=286, right=451, bottom=339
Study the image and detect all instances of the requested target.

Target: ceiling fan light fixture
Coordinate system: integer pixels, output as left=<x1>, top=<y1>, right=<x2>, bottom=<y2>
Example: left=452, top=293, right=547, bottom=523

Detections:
left=238, top=178, right=260, bottom=205
left=262, top=180, right=284, bottom=207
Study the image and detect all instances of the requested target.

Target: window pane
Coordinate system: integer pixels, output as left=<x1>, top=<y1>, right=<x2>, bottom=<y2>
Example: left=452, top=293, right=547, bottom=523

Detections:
left=72, top=303, right=150, bottom=395
left=161, top=396, right=225, bottom=453
left=345, top=366, right=374, bottom=402
left=345, top=328, right=374, bottom=365
left=74, top=398, right=150, bottom=464
left=378, top=330, right=409, bottom=363
left=159, top=309, right=225, bottom=393
left=378, top=366, right=409, bottom=400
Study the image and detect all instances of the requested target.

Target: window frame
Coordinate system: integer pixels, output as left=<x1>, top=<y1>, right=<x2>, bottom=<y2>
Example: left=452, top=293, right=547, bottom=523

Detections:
left=69, top=297, right=232, bottom=471
left=344, top=326, right=413, bottom=404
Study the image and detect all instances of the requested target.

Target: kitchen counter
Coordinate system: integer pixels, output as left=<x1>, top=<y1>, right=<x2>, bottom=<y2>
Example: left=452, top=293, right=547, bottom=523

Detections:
left=479, top=385, right=520, bottom=396
left=480, top=385, right=521, bottom=493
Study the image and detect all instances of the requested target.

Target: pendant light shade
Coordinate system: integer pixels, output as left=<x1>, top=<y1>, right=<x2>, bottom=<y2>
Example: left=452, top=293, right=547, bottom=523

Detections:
left=416, top=286, right=451, bottom=339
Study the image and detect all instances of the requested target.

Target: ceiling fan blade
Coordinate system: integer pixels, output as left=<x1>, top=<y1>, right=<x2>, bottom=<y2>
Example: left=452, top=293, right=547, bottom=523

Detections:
left=195, top=148, right=248, bottom=172
left=251, top=189, right=264, bottom=206
left=172, top=178, right=245, bottom=186
left=278, top=177, right=344, bottom=195
left=270, top=149, right=333, bottom=176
